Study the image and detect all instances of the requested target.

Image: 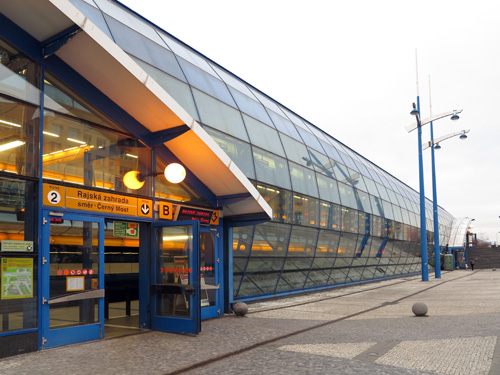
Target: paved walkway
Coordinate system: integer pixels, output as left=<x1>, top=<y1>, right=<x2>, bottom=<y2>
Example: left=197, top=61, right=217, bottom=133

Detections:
left=2, top=270, right=500, bottom=374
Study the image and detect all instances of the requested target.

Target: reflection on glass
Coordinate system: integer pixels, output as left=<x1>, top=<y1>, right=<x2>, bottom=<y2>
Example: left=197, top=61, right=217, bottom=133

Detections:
left=200, top=232, right=216, bottom=308
left=0, top=96, right=38, bottom=177
left=256, top=183, right=292, bottom=223
left=205, top=126, right=255, bottom=179
left=293, top=194, right=318, bottom=227
left=42, top=111, right=151, bottom=195
left=156, top=226, right=193, bottom=317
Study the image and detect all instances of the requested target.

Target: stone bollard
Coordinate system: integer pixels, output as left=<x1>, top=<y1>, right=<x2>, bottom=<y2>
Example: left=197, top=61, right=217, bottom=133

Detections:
left=233, top=302, right=249, bottom=317
left=412, top=302, right=428, bottom=317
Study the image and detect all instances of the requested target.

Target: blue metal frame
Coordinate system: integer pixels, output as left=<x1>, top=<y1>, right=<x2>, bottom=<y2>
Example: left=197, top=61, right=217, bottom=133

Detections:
left=200, top=226, right=223, bottom=320
left=40, top=211, right=105, bottom=349
left=151, top=220, right=201, bottom=334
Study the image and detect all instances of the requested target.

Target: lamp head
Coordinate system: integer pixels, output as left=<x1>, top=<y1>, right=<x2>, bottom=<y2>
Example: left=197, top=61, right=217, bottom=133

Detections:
left=450, top=114, right=460, bottom=121
left=123, top=170, right=145, bottom=190
left=434, top=143, right=441, bottom=150
left=459, top=134, right=467, bottom=140
left=410, top=108, right=419, bottom=117
left=164, top=163, right=186, bottom=184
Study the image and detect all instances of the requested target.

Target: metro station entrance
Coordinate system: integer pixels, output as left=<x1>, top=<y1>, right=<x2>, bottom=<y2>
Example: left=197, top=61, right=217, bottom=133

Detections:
left=40, top=210, right=212, bottom=348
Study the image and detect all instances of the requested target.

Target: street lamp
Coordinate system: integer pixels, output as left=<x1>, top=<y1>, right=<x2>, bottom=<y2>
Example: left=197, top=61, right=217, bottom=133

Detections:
left=424, top=128, right=469, bottom=278
left=409, top=103, right=464, bottom=281
left=410, top=102, right=429, bottom=281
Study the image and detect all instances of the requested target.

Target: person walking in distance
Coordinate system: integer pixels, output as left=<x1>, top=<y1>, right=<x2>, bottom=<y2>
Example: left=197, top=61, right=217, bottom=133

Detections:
left=470, top=259, right=475, bottom=271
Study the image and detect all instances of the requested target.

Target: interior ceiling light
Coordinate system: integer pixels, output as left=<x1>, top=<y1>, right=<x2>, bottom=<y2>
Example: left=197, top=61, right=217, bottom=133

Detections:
left=0, top=119, right=21, bottom=127
left=0, top=140, right=25, bottom=152
left=43, top=131, right=59, bottom=137
left=67, top=138, right=86, bottom=144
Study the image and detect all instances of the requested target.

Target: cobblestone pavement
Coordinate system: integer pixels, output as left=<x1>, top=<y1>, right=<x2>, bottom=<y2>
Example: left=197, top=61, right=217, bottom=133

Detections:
left=1, top=270, right=500, bottom=375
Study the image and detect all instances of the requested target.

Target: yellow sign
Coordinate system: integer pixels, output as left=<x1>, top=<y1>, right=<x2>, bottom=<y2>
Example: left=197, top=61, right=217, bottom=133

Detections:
left=158, top=202, right=173, bottom=220
left=211, top=210, right=220, bottom=226
left=43, top=184, right=65, bottom=208
left=137, top=199, right=153, bottom=218
left=43, top=184, right=152, bottom=218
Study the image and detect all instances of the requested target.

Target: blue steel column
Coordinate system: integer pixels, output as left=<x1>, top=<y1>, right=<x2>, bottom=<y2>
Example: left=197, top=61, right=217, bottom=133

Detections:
left=417, top=97, right=429, bottom=281
left=430, top=120, right=441, bottom=278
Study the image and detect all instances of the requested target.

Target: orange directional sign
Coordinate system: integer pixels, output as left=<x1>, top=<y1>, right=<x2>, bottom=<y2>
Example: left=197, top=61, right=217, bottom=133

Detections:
left=43, top=184, right=152, bottom=218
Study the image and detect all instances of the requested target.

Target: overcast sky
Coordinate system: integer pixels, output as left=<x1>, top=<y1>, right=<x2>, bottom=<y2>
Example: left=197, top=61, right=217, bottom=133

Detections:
left=120, top=0, right=500, bottom=243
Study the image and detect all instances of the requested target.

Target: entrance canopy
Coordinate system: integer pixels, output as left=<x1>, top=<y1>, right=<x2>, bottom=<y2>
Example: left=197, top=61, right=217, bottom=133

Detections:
left=0, top=0, right=272, bottom=220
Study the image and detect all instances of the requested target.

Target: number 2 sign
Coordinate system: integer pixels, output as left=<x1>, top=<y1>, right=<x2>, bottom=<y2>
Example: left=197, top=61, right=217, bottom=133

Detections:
left=43, top=185, right=65, bottom=207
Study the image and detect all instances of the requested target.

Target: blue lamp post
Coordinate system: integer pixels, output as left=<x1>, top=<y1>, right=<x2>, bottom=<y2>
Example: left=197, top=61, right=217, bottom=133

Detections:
left=428, top=125, right=467, bottom=278
left=410, top=102, right=429, bottom=281
left=408, top=108, right=465, bottom=280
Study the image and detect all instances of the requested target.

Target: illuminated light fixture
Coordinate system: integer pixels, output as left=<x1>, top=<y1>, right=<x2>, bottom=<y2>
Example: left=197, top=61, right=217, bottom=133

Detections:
left=164, top=163, right=186, bottom=184
left=0, top=119, right=21, bottom=127
left=450, top=114, right=460, bottom=121
left=67, top=138, right=86, bottom=145
left=123, top=163, right=186, bottom=190
left=43, top=131, right=59, bottom=137
left=459, top=133, right=467, bottom=140
left=123, top=170, right=145, bottom=190
left=0, top=140, right=25, bottom=152
left=126, top=153, right=138, bottom=159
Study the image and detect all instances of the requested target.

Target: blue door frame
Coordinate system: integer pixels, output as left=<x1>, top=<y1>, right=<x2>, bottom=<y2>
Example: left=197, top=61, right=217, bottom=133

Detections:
left=151, top=220, right=201, bottom=334
left=40, top=210, right=105, bottom=349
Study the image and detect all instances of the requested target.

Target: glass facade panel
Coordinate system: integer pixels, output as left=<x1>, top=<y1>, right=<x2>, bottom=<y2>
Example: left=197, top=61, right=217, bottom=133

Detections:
left=319, top=201, right=341, bottom=230
left=316, top=174, right=341, bottom=205
left=239, top=223, right=291, bottom=296
left=232, top=226, right=254, bottom=297
left=0, top=96, right=38, bottom=177
left=252, top=147, right=291, bottom=189
left=193, top=89, right=248, bottom=141
left=289, top=162, right=318, bottom=197
left=341, top=207, right=359, bottom=233
left=205, top=127, right=255, bottom=179
left=338, top=182, right=357, bottom=209
left=104, top=16, right=185, bottom=82
left=296, top=127, right=323, bottom=152
left=276, top=226, right=318, bottom=292
left=280, top=134, right=310, bottom=167
left=293, top=194, right=319, bottom=227
left=43, top=112, right=151, bottom=195
left=178, top=58, right=235, bottom=106
left=305, top=229, right=340, bottom=287
left=256, top=183, right=292, bottom=223
left=131, top=57, right=199, bottom=121
left=229, top=88, right=273, bottom=127
left=0, top=40, right=40, bottom=105
left=244, top=115, right=285, bottom=157
left=268, top=110, right=301, bottom=140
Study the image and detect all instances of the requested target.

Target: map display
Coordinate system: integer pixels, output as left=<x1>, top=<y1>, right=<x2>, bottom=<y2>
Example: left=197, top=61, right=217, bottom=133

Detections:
left=1, top=258, right=34, bottom=300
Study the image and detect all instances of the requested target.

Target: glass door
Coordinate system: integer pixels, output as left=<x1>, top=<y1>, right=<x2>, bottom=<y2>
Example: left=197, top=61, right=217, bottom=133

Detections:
left=40, top=211, right=104, bottom=349
left=151, top=221, right=200, bottom=334
left=200, top=228, right=221, bottom=320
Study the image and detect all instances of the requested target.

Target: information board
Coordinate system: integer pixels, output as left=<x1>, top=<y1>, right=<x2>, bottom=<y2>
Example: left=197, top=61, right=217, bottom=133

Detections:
left=1, top=258, right=34, bottom=300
